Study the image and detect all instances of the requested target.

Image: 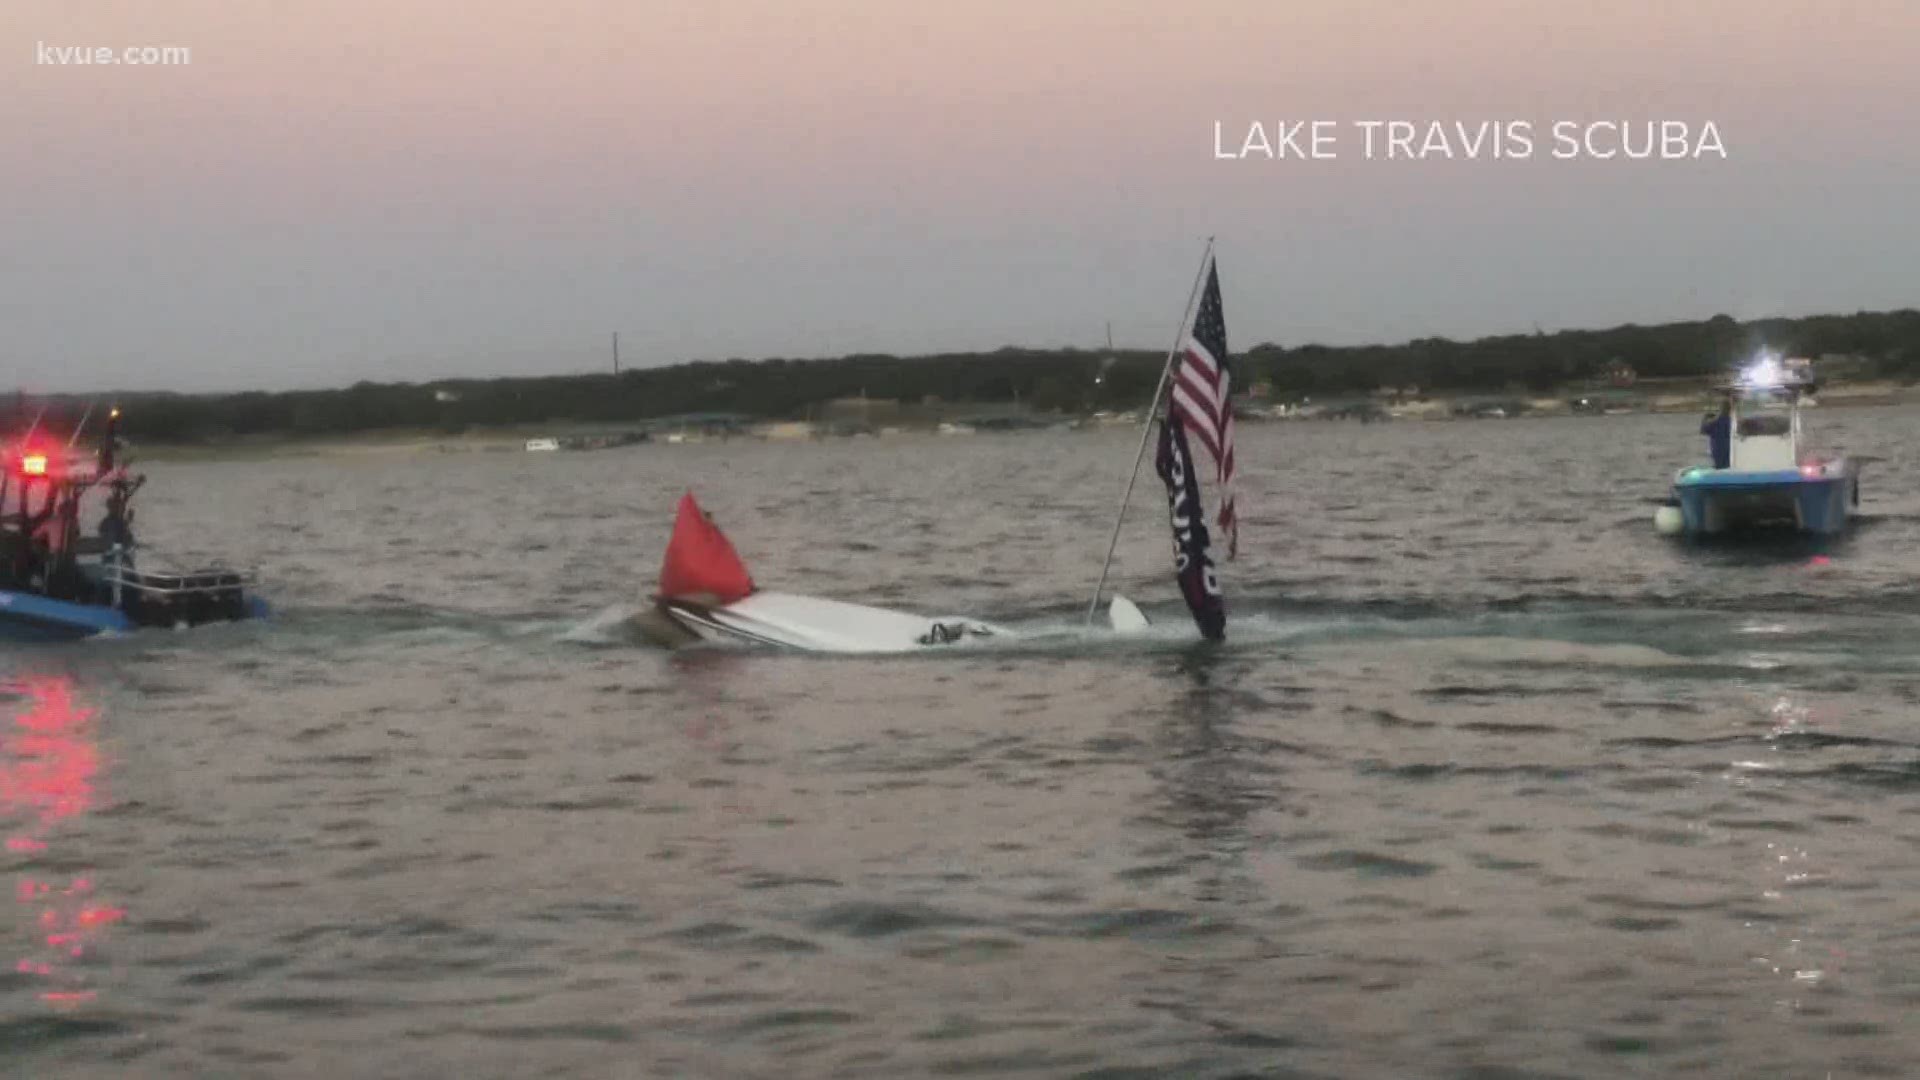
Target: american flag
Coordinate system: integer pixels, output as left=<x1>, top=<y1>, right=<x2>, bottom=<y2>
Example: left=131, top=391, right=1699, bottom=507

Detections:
left=1167, top=260, right=1237, bottom=558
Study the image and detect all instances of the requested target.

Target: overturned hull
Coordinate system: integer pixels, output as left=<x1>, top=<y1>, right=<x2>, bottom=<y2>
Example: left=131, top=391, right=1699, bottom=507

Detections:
left=655, top=591, right=1002, bottom=653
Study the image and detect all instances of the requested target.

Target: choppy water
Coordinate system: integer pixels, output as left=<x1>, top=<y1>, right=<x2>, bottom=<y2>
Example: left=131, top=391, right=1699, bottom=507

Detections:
left=6, top=408, right=1920, bottom=1078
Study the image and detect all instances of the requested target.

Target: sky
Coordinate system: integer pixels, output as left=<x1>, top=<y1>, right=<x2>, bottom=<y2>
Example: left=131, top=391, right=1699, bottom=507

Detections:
left=2, top=0, right=1917, bottom=392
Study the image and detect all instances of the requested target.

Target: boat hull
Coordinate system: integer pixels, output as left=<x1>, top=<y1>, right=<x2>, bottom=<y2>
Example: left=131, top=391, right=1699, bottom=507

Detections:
left=0, top=590, right=134, bottom=641
left=657, top=591, right=1001, bottom=653
left=0, top=588, right=269, bottom=642
left=1671, top=465, right=1859, bottom=537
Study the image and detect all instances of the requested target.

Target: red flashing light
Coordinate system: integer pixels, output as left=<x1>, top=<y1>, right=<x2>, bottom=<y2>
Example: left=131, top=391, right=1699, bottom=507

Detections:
left=21, top=453, right=48, bottom=477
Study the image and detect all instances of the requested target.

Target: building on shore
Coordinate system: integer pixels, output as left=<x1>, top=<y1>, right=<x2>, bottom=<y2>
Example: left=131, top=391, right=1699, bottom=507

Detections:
left=756, top=421, right=817, bottom=440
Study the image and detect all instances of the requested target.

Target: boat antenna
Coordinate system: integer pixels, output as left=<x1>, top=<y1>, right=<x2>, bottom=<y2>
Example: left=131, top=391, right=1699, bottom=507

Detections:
left=68, top=400, right=97, bottom=448
left=20, top=403, right=46, bottom=444
left=1085, top=236, right=1215, bottom=625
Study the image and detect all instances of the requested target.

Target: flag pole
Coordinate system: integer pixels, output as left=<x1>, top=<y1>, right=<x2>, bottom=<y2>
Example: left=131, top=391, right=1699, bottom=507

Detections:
left=1085, top=236, right=1215, bottom=625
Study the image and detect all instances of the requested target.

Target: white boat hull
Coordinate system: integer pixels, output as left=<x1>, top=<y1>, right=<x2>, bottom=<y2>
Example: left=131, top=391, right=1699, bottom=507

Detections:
left=657, top=591, right=1002, bottom=653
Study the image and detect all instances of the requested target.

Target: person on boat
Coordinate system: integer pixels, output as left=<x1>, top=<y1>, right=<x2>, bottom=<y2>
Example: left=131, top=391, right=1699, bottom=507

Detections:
left=24, top=534, right=52, bottom=592
left=1701, top=394, right=1732, bottom=469
left=8, top=479, right=58, bottom=590
left=99, top=488, right=135, bottom=550
left=31, top=485, right=92, bottom=599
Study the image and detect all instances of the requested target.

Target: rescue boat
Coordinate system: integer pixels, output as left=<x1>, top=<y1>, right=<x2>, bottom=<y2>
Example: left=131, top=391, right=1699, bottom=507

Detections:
left=0, top=407, right=268, bottom=641
left=1663, top=355, right=1861, bottom=538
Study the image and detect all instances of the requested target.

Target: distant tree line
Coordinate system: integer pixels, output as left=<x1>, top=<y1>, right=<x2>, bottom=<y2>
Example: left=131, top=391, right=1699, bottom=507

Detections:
left=1243, top=310, right=1920, bottom=397
left=17, top=308, right=1920, bottom=444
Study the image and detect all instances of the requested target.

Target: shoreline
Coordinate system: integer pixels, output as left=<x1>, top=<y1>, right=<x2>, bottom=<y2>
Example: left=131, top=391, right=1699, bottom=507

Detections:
left=124, top=382, right=1920, bottom=462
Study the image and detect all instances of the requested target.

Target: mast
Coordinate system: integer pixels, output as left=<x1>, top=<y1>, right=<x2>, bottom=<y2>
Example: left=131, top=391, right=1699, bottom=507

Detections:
left=1084, top=237, right=1215, bottom=624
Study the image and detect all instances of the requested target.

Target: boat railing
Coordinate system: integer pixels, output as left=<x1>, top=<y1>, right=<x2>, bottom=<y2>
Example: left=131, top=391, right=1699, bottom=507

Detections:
left=94, top=546, right=257, bottom=610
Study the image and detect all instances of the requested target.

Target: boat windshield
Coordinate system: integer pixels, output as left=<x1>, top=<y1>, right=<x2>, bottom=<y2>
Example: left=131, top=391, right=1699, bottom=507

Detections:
left=1738, top=414, right=1791, bottom=437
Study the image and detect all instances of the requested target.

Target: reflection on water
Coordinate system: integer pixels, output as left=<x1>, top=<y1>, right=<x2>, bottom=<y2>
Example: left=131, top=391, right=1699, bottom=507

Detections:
left=2, top=674, right=123, bottom=1006
left=1748, top=691, right=1842, bottom=1013
left=1149, top=651, right=1275, bottom=907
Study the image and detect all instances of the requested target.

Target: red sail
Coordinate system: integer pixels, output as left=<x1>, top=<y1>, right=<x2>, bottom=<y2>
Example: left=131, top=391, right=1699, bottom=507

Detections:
left=657, top=492, right=755, bottom=605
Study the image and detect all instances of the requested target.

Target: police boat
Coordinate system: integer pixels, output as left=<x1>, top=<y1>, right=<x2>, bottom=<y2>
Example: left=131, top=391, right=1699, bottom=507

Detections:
left=0, top=409, right=268, bottom=641
left=1660, top=355, right=1861, bottom=539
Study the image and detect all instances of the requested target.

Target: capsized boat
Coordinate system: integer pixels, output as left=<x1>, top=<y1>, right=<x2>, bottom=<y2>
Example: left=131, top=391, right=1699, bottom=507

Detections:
left=1664, top=355, right=1861, bottom=538
left=655, top=590, right=1005, bottom=653
left=640, top=491, right=999, bottom=652
left=0, top=408, right=268, bottom=641
left=638, top=491, right=1142, bottom=652
left=646, top=245, right=1235, bottom=653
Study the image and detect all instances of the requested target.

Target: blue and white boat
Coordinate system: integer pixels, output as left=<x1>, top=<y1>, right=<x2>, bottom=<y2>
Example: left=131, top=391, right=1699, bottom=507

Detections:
left=1, top=409, right=267, bottom=641
left=1664, top=356, right=1861, bottom=538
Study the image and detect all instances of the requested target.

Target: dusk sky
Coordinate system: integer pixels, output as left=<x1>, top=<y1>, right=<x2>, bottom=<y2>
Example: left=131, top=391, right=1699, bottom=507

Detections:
left=3, top=1, right=1917, bottom=392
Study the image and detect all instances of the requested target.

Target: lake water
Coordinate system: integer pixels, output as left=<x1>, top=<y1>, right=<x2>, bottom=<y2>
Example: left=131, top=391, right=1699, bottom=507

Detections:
left=6, top=408, right=1920, bottom=1078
